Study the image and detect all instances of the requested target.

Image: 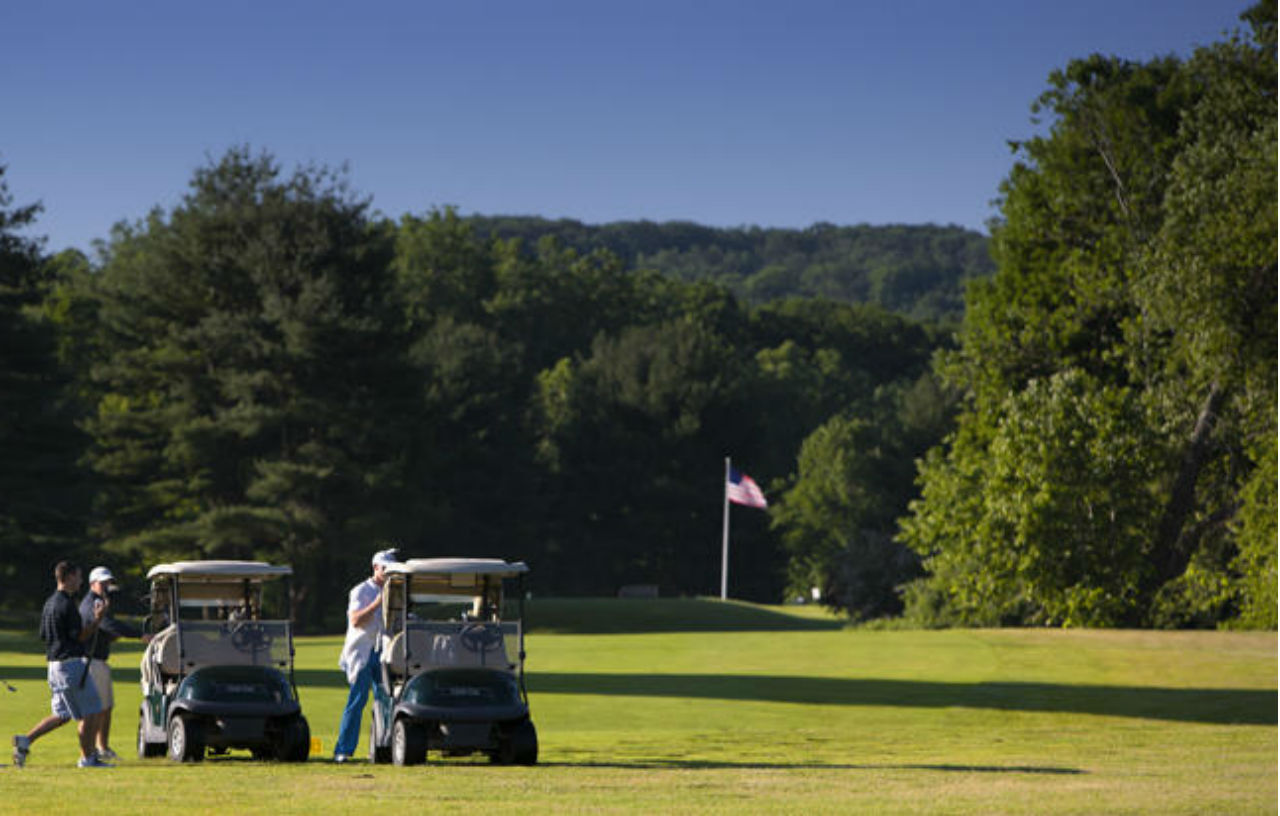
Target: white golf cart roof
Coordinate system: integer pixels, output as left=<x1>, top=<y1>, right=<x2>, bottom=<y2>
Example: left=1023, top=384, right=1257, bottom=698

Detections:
left=387, top=558, right=528, bottom=578
left=146, top=560, right=293, bottom=581
left=385, top=558, right=528, bottom=603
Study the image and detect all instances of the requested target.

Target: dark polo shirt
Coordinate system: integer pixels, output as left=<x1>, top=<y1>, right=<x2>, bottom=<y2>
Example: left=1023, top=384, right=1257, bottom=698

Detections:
left=79, top=590, right=143, bottom=661
left=40, top=590, right=85, bottom=661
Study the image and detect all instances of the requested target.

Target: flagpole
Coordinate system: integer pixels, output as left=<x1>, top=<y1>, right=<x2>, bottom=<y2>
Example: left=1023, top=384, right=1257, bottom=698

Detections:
left=721, top=456, right=730, bottom=601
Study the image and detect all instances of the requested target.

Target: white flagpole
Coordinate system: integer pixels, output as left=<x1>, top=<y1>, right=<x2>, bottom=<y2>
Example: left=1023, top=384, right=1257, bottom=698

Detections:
left=721, top=456, right=730, bottom=601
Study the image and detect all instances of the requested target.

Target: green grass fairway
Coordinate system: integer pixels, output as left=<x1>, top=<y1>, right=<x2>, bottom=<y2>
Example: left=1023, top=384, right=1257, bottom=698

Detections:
left=0, top=600, right=1274, bottom=814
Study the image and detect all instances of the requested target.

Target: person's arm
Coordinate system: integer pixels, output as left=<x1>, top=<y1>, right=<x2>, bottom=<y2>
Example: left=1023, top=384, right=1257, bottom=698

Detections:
left=349, top=591, right=382, bottom=628
left=100, top=613, right=144, bottom=641
left=76, top=596, right=106, bottom=643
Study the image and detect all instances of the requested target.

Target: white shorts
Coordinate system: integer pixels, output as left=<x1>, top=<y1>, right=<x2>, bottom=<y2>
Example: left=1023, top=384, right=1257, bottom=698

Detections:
left=47, top=660, right=103, bottom=721
left=88, top=659, right=114, bottom=709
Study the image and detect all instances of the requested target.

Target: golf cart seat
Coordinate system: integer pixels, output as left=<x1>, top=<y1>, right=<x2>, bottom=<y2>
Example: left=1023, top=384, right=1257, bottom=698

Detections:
left=145, top=622, right=286, bottom=677
left=383, top=626, right=514, bottom=679
left=382, top=630, right=431, bottom=678
left=139, top=625, right=183, bottom=697
left=150, top=625, right=183, bottom=676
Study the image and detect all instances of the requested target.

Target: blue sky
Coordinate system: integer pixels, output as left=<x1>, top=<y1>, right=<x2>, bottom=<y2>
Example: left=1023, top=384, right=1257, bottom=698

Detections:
left=3, top=0, right=1251, bottom=254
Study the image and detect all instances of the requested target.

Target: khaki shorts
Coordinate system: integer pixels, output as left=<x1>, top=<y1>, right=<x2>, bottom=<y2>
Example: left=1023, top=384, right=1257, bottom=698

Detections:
left=87, top=659, right=114, bottom=709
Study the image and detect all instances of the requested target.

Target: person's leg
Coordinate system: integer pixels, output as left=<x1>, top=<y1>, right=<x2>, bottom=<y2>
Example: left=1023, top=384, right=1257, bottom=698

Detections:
left=60, top=660, right=104, bottom=763
left=17, top=660, right=78, bottom=765
left=26, top=714, right=69, bottom=743
left=89, top=661, right=114, bottom=753
left=77, top=713, right=100, bottom=761
left=365, top=653, right=387, bottom=749
left=97, top=707, right=113, bottom=752
left=13, top=716, right=65, bottom=767
left=334, top=664, right=373, bottom=758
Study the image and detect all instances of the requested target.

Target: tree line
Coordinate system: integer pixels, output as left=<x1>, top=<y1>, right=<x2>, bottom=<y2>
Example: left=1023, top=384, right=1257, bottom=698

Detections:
left=0, top=155, right=953, bottom=629
left=0, top=3, right=1272, bottom=631
left=462, top=216, right=993, bottom=322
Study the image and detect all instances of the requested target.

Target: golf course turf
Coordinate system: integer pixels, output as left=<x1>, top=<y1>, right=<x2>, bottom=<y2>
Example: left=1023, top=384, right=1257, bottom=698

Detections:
left=1, top=599, right=1274, bottom=814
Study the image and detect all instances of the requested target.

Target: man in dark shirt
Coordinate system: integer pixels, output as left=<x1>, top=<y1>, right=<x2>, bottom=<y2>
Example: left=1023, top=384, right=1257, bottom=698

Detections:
left=11, top=561, right=110, bottom=768
left=80, top=565, right=150, bottom=762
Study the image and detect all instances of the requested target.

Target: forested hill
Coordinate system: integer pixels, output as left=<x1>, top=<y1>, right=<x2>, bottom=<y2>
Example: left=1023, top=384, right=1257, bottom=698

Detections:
left=464, top=217, right=993, bottom=322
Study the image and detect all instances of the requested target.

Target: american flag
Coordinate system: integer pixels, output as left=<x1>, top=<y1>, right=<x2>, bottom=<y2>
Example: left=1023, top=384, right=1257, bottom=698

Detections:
left=726, top=466, right=768, bottom=508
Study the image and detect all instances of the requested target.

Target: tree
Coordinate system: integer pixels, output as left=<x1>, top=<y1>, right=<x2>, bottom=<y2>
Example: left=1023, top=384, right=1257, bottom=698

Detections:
left=770, top=366, right=955, bottom=618
left=1132, top=8, right=1277, bottom=618
left=1230, top=434, right=1277, bottom=628
left=900, top=5, right=1276, bottom=628
left=467, top=216, right=993, bottom=321
left=0, top=164, right=91, bottom=608
left=902, top=371, right=1161, bottom=626
left=83, top=148, right=412, bottom=626
left=772, top=412, right=919, bottom=619
left=532, top=317, right=758, bottom=596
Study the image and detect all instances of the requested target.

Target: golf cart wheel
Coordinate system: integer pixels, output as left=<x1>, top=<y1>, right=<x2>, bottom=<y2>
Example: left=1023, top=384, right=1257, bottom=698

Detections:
left=391, top=718, right=427, bottom=766
left=368, top=717, right=390, bottom=764
left=493, top=719, right=538, bottom=766
left=137, top=716, right=165, bottom=759
left=167, top=714, right=205, bottom=763
left=275, top=715, right=311, bottom=762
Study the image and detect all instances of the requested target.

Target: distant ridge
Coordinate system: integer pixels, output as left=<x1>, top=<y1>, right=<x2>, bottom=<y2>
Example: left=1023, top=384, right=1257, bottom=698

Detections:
left=465, top=216, right=993, bottom=322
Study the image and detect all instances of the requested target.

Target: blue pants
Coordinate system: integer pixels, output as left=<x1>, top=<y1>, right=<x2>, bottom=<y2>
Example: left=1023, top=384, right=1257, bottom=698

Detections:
left=334, top=651, right=385, bottom=757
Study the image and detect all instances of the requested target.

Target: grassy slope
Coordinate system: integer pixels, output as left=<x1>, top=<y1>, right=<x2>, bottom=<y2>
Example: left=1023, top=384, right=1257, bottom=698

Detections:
left=0, top=599, right=1274, bottom=815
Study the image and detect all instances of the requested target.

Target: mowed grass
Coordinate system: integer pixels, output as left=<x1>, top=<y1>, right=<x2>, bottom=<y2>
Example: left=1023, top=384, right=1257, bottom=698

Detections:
left=0, top=599, right=1274, bottom=814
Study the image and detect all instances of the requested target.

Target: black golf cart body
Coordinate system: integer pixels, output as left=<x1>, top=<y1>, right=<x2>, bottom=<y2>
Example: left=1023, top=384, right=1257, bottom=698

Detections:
left=369, top=557, right=536, bottom=765
left=136, top=560, right=310, bottom=762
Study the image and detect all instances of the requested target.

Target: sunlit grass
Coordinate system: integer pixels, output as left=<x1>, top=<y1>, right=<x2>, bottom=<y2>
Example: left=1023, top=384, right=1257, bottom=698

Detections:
left=0, top=600, right=1273, bottom=814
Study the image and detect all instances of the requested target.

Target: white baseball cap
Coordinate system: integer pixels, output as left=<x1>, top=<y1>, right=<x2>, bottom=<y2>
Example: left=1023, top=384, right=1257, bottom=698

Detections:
left=371, top=548, right=401, bottom=567
left=88, top=566, right=118, bottom=587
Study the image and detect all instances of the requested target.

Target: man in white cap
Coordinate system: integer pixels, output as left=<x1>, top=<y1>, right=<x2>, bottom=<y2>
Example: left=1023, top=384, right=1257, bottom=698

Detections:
left=79, top=566, right=151, bottom=762
left=333, top=547, right=400, bottom=762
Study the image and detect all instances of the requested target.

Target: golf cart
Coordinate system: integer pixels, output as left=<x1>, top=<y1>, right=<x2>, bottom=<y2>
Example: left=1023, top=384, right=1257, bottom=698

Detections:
left=136, top=560, right=310, bottom=763
left=369, top=558, right=537, bottom=766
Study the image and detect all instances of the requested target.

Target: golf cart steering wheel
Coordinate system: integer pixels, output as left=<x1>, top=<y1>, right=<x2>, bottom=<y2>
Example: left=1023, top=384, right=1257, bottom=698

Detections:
left=459, top=623, right=503, bottom=653
left=229, top=622, right=273, bottom=654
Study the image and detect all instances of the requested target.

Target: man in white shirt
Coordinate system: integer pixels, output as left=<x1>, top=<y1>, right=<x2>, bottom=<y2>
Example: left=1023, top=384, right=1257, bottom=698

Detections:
left=333, top=547, right=400, bottom=762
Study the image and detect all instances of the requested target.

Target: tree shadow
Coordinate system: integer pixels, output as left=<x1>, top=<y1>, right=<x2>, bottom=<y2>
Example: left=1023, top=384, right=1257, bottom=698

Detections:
left=0, top=664, right=351, bottom=691
left=544, top=759, right=1085, bottom=774
left=528, top=673, right=1276, bottom=726
left=4, top=665, right=1270, bottom=726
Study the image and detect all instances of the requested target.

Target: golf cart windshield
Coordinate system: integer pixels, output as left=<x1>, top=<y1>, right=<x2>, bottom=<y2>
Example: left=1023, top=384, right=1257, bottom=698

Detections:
left=382, top=558, right=528, bottom=622
left=173, top=620, right=292, bottom=669
left=147, top=561, right=292, bottom=626
left=385, top=620, right=521, bottom=677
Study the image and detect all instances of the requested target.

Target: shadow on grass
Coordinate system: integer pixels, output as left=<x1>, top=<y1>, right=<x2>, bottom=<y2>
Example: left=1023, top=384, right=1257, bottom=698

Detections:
left=4, top=666, right=1270, bottom=727
left=528, top=673, right=1277, bottom=726
left=2, top=665, right=357, bottom=696
left=173, top=755, right=1084, bottom=774
left=544, top=760, right=1085, bottom=774
left=171, top=756, right=1083, bottom=774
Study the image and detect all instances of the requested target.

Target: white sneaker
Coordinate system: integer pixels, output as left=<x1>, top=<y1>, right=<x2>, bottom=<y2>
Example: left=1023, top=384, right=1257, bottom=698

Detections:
left=333, top=754, right=350, bottom=763
left=77, top=754, right=114, bottom=768
left=12, top=735, right=30, bottom=768
left=97, top=748, right=120, bottom=762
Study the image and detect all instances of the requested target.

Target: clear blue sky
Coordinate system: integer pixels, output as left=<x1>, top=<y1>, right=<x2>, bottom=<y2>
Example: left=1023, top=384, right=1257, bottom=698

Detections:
left=3, top=0, right=1251, bottom=254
